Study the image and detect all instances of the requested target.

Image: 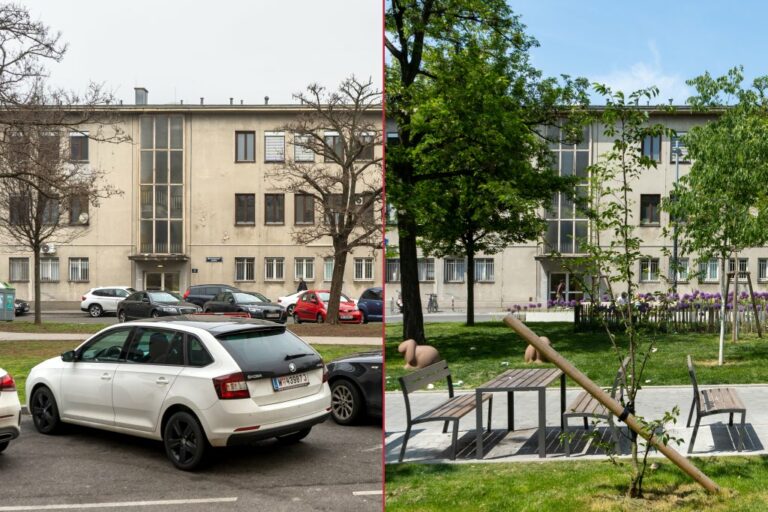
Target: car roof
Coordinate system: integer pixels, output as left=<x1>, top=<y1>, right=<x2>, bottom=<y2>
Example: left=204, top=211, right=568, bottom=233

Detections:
left=126, top=315, right=286, bottom=336
left=190, top=284, right=238, bottom=289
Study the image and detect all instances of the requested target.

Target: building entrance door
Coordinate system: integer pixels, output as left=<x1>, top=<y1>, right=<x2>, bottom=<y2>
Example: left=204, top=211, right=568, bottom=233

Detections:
left=144, top=272, right=180, bottom=292
left=549, top=273, right=583, bottom=303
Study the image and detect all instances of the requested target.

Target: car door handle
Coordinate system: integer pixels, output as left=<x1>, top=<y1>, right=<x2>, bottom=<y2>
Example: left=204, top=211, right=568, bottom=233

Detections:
left=101, top=373, right=112, bottom=381
left=156, top=377, right=169, bottom=385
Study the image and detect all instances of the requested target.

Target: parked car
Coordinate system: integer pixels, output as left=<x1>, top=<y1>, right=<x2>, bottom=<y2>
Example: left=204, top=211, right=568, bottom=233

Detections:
left=278, top=290, right=357, bottom=316
left=81, top=286, right=136, bottom=317
left=0, top=368, right=21, bottom=453
left=117, top=290, right=200, bottom=322
left=292, top=290, right=362, bottom=324
left=25, top=317, right=331, bottom=470
left=14, top=298, right=29, bottom=316
left=356, top=287, right=383, bottom=323
left=326, top=350, right=382, bottom=425
left=183, top=284, right=241, bottom=308
left=203, top=291, right=286, bottom=323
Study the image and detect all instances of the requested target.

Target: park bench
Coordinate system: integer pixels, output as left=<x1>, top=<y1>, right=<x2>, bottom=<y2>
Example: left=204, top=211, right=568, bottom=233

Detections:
left=398, top=360, right=492, bottom=462
left=687, top=355, right=746, bottom=453
left=562, top=356, right=630, bottom=456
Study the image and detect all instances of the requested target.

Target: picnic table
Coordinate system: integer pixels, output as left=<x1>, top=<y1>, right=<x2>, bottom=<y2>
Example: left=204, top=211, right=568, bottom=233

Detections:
left=475, top=368, right=566, bottom=458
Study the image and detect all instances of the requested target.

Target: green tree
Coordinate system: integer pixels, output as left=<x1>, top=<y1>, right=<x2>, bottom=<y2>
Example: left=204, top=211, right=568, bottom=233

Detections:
left=665, top=66, right=768, bottom=364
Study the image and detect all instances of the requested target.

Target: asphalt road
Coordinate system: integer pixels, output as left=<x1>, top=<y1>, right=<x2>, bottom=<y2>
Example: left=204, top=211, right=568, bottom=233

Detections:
left=0, top=414, right=382, bottom=511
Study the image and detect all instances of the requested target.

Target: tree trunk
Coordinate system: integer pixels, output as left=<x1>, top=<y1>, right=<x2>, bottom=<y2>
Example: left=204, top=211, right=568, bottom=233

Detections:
left=466, top=241, right=475, bottom=326
left=327, top=249, right=348, bottom=325
left=718, top=257, right=726, bottom=365
left=33, top=245, right=41, bottom=325
left=398, top=212, right=425, bottom=343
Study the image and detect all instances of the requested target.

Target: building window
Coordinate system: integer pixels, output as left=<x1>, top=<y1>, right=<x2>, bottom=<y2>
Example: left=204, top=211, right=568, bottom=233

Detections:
left=68, top=258, right=89, bottom=282
left=759, top=259, right=768, bottom=282
left=293, top=134, right=315, bottom=162
left=294, top=194, right=314, bottom=225
left=235, top=131, right=255, bottom=162
left=265, top=194, right=285, bottom=224
left=357, top=133, right=374, bottom=160
left=324, top=132, right=343, bottom=162
left=639, top=258, right=659, bottom=282
left=265, top=257, right=284, bottom=281
left=475, top=258, right=495, bottom=282
left=140, top=115, right=184, bottom=254
left=444, top=258, right=465, bottom=283
left=670, top=132, right=689, bottom=163
left=69, top=195, right=89, bottom=225
left=235, top=194, right=255, bottom=225
left=9, top=258, right=28, bottom=282
left=41, top=198, right=59, bottom=225
left=69, top=132, right=89, bottom=161
left=235, top=257, right=255, bottom=281
left=728, top=258, right=748, bottom=282
left=418, top=258, right=435, bottom=282
left=640, top=194, right=661, bottom=225
left=294, top=258, right=314, bottom=281
left=264, top=132, right=285, bottom=162
left=386, top=258, right=400, bottom=283
left=9, top=196, right=29, bottom=225
left=354, top=257, right=374, bottom=281
left=699, top=258, right=720, bottom=283
left=641, top=134, right=661, bottom=162
left=40, top=257, right=59, bottom=282
left=669, top=257, right=689, bottom=282
left=323, top=257, right=334, bottom=282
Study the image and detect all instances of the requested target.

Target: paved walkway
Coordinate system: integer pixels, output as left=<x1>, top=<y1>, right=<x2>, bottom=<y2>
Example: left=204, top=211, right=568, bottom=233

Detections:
left=385, top=384, right=768, bottom=464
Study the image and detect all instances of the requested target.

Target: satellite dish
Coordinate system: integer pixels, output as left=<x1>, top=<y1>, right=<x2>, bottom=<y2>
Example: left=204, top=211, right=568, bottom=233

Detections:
left=78, top=213, right=89, bottom=224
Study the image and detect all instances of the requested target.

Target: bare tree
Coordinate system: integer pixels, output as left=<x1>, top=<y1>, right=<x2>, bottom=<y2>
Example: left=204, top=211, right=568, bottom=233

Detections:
left=0, top=86, right=123, bottom=323
left=269, top=76, right=382, bottom=324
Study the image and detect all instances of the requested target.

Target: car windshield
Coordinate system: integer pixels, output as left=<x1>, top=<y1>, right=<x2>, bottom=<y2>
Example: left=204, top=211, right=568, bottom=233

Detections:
left=234, top=292, right=264, bottom=304
left=217, top=329, right=321, bottom=373
left=147, top=291, right=181, bottom=303
left=317, top=292, right=352, bottom=303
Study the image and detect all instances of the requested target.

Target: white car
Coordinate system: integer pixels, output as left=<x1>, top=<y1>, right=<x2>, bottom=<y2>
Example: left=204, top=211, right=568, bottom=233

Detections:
left=277, top=290, right=357, bottom=316
left=26, top=317, right=332, bottom=470
left=0, top=368, right=21, bottom=453
left=80, top=286, right=136, bottom=317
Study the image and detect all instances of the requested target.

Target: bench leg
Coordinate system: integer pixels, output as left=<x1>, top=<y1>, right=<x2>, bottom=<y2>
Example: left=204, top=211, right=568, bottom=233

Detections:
left=729, top=412, right=734, bottom=427
left=442, top=421, right=449, bottom=434
left=507, top=391, right=514, bottom=431
left=583, top=417, right=589, bottom=430
left=686, top=398, right=696, bottom=428
left=399, top=425, right=412, bottom=463
left=487, top=395, right=493, bottom=432
left=450, top=420, right=459, bottom=460
left=688, top=415, right=701, bottom=454
left=563, top=416, right=571, bottom=457
left=737, top=411, right=746, bottom=451
left=538, top=388, right=546, bottom=458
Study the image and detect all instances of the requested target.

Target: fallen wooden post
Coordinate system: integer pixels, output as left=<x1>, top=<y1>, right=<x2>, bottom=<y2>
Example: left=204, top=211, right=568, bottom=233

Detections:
left=504, top=314, right=720, bottom=493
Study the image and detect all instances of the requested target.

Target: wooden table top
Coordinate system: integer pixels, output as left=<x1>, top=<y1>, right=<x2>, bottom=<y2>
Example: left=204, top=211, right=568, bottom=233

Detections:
left=476, top=368, right=563, bottom=392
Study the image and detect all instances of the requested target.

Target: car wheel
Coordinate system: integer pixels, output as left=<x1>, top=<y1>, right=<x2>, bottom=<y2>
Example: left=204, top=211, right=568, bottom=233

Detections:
left=361, top=310, right=368, bottom=324
left=0, top=440, right=8, bottom=453
left=31, top=386, right=61, bottom=435
left=118, top=310, right=127, bottom=323
left=293, top=313, right=302, bottom=324
left=151, top=310, right=160, bottom=318
left=286, top=304, right=295, bottom=316
left=163, top=411, right=209, bottom=471
left=316, top=313, right=324, bottom=324
left=331, top=379, right=363, bottom=425
left=88, top=304, right=103, bottom=317
left=275, top=427, right=311, bottom=444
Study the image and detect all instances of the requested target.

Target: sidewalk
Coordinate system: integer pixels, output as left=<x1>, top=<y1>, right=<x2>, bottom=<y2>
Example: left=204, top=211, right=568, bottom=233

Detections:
left=385, top=385, right=768, bottom=464
left=0, top=331, right=381, bottom=345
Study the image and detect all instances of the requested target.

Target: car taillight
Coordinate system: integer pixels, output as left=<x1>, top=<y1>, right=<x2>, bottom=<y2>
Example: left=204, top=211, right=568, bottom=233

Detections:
left=0, top=373, right=16, bottom=391
left=213, top=373, right=250, bottom=399
left=183, top=289, right=190, bottom=299
left=322, top=364, right=329, bottom=383
left=81, top=296, right=86, bottom=301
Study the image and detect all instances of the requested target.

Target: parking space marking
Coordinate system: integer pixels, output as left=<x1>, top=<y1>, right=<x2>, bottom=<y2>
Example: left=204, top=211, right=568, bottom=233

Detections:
left=352, top=490, right=382, bottom=496
left=0, top=497, right=238, bottom=511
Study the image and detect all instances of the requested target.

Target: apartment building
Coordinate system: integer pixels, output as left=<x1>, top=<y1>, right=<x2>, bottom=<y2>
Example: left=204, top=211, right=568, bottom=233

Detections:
left=386, top=108, right=762, bottom=311
left=1, top=89, right=383, bottom=302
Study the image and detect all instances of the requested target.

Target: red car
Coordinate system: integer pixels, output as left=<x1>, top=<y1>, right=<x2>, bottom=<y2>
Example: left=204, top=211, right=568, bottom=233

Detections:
left=293, top=290, right=362, bottom=324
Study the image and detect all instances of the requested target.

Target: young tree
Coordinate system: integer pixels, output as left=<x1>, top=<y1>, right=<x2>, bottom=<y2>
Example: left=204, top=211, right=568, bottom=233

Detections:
left=269, top=76, right=382, bottom=324
left=665, top=67, right=768, bottom=364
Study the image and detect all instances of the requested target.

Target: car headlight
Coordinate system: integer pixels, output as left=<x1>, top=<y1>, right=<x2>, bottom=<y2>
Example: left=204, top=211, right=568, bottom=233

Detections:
left=195, top=306, right=202, bottom=312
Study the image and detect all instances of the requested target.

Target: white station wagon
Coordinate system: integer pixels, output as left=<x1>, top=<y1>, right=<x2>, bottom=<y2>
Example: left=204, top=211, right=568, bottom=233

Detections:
left=26, top=317, right=331, bottom=470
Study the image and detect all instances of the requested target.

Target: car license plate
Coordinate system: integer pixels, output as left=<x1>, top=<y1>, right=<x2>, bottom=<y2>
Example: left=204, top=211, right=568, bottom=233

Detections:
left=266, top=312, right=280, bottom=318
left=340, top=315, right=353, bottom=320
left=272, top=372, right=309, bottom=392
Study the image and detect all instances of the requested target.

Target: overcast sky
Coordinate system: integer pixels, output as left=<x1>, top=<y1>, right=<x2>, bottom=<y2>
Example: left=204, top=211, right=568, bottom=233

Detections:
left=23, top=0, right=382, bottom=105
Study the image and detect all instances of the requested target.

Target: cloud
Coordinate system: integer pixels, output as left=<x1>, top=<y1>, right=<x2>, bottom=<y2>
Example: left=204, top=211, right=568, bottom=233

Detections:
left=591, top=41, right=692, bottom=105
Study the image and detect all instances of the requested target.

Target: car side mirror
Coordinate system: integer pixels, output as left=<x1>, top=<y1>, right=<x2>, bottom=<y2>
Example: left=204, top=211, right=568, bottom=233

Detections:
left=228, top=298, right=235, bottom=304
left=141, top=297, right=150, bottom=303
left=61, top=350, right=76, bottom=362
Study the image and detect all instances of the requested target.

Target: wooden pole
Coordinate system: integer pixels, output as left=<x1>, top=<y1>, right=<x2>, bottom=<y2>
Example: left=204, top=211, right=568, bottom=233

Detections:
left=746, top=272, right=762, bottom=338
left=504, top=314, right=720, bottom=493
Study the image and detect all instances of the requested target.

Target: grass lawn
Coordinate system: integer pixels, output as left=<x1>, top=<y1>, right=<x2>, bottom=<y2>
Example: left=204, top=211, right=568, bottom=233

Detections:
left=386, top=457, right=768, bottom=511
left=0, top=321, right=107, bottom=334
left=385, top=322, right=768, bottom=391
left=0, top=340, right=372, bottom=403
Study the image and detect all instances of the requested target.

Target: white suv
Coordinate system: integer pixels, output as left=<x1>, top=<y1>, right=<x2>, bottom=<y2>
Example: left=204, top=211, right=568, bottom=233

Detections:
left=80, top=286, right=136, bottom=317
left=26, top=317, right=331, bottom=470
left=0, top=368, right=21, bottom=453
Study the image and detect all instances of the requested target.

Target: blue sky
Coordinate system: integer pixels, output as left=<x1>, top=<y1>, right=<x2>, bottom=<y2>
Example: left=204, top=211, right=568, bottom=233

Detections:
left=512, top=1, right=765, bottom=104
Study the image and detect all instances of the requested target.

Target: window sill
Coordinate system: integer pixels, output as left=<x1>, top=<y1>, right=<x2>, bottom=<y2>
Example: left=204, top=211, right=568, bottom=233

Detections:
left=354, top=279, right=375, bottom=282
left=235, top=223, right=256, bottom=227
left=235, top=160, right=256, bottom=164
left=295, top=159, right=315, bottom=163
left=264, top=280, right=285, bottom=282
left=265, top=222, right=285, bottom=226
left=639, top=223, right=661, bottom=227
left=295, top=222, right=315, bottom=226
left=264, top=160, right=285, bottom=164
left=234, top=280, right=255, bottom=282
left=639, top=280, right=660, bottom=284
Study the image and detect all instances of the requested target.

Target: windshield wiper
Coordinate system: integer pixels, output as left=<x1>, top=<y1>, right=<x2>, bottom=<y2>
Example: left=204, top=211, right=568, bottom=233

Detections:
left=285, top=352, right=315, bottom=360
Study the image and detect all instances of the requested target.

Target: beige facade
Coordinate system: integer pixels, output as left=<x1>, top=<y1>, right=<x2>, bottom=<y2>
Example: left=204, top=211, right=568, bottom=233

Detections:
left=1, top=93, right=383, bottom=302
left=387, top=108, right=768, bottom=311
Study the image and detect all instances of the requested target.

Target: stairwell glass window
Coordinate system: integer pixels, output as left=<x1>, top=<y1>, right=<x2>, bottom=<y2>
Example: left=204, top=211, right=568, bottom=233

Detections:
left=324, top=132, right=343, bottom=162
left=354, top=258, right=374, bottom=281
left=265, top=257, right=284, bottom=281
left=357, top=133, right=374, bottom=160
left=444, top=258, right=465, bottom=283
left=759, top=259, right=768, bottom=282
left=264, top=132, right=285, bottom=162
left=698, top=258, right=719, bottom=283
left=639, top=258, right=659, bottom=282
left=386, top=258, right=400, bottom=283
left=418, top=258, right=435, bottom=282
left=40, top=257, right=59, bottom=282
left=475, top=258, right=495, bottom=282
left=670, top=131, right=690, bottom=163
left=41, top=199, right=59, bottom=225
left=641, top=134, right=661, bottom=162
left=235, top=257, right=255, bottom=282
left=69, top=258, right=89, bottom=282
left=235, top=131, right=255, bottom=162
left=728, top=258, right=748, bottom=282
left=69, top=132, right=89, bottom=161
left=323, top=257, right=334, bottom=282
left=294, top=258, right=314, bottom=281
left=9, top=258, right=28, bottom=282
left=669, top=257, right=689, bottom=282
left=640, top=194, right=661, bottom=226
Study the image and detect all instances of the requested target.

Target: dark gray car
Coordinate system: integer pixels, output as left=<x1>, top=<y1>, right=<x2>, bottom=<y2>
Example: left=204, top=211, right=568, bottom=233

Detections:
left=327, top=350, right=382, bottom=425
left=202, top=291, right=286, bottom=323
left=117, top=291, right=199, bottom=322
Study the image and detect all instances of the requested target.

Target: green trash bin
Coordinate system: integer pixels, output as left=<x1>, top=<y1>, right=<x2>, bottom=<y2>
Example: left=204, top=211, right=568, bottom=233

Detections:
left=0, top=287, right=15, bottom=321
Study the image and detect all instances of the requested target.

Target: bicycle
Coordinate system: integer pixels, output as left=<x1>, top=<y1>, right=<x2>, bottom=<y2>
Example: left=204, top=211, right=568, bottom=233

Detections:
left=426, top=293, right=439, bottom=313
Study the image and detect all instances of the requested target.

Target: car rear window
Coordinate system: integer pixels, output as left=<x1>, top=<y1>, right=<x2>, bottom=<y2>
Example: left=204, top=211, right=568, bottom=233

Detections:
left=216, top=328, right=321, bottom=375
